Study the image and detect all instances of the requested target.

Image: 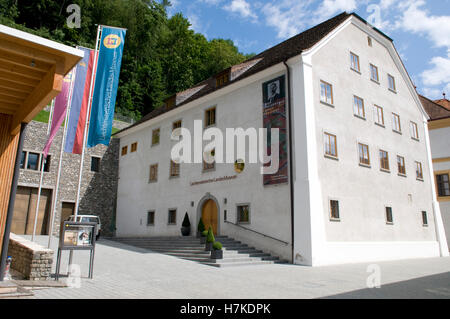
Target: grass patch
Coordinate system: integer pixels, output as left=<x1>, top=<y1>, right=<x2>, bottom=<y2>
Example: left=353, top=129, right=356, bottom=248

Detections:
left=33, top=110, right=50, bottom=123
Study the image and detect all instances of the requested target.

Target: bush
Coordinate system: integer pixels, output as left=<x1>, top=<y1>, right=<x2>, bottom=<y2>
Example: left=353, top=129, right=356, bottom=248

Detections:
left=206, top=227, right=215, bottom=243
left=197, top=217, right=205, bottom=233
left=182, top=213, right=190, bottom=227
left=213, top=241, right=222, bottom=250
left=202, top=230, right=208, bottom=237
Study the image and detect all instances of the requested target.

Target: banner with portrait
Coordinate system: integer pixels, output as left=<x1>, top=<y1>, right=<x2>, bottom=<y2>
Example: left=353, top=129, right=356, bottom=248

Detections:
left=262, top=75, right=288, bottom=186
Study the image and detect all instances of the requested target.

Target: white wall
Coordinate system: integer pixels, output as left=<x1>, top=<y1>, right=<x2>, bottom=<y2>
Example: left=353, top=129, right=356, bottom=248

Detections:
left=307, top=21, right=441, bottom=264
left=116, top=69, right=293, bottom=261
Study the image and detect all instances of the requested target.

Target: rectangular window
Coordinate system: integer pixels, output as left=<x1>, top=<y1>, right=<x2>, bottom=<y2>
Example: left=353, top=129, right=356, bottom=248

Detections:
left=324, top=133, right=338, bottom=158
left=90, top=156, right=100, bottom=172
left=330, top=200, right=340, bottom=220
left=20, top=151, right=26, bottom=169
left=237, top=204, right=250, bottom=224
left=350, top=52, right=360, bottom=72
left=320, top=81, right=333, bottom=105
left=42, top=155, right=51, bottom=172
left=374, top=105, right=384, bottom=126
left=353, top=95, right=365, bottom=118
left=436, top=174, right=450, bottom=197
left=170, top=160, right=180, bottom=177
left=358, top=143, right=370, bottom=166
left=147, top=211, right=155, bottom=226
left=392, top=113, right=401, bottom=133
left=27, top=152, right=40, bottom=170
left=422, top=211, right=428, bottom=226
left=168, top=209, right=177, bottom=225
left=410, top=121, right=419, bottom=140
left=205, top=107, right=216, bottom=127
left=149, top=164, right=158, bottom=182
left=380, top=150, right=390, bottom=171
left=385, top=207, right=393, bottom=224
left=121, top=146, right=128, bottom=156
left=172, top=120, right=182, bottom=131
left=368, top=36, right=373, bottom=47
left=397, top=156, right=406, bottom=175
left=416, top=162, right=423, bottom=180
left=370, top=64, right=379, bottom=82
left=388, top=74, right=396, bottom=92
left=152, top=128, right=160, bottom=146
left=131, top=142, right=138, bottom=152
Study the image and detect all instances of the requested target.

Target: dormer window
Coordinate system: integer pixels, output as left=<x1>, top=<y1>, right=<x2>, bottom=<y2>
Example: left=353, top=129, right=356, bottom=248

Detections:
left=216, top=72, right=229, bottom=88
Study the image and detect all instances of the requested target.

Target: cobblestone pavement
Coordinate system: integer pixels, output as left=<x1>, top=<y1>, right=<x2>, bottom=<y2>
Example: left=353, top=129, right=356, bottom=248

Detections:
left=18, top=236, right=450, bottom=299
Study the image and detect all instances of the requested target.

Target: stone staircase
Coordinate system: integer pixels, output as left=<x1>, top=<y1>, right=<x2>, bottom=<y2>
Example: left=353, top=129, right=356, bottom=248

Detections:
left=112, top=235, right=289, bottom=268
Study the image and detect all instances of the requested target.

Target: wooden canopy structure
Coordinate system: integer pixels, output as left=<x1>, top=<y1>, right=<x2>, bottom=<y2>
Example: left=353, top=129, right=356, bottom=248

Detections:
left=0, top=24, right=83, bottom=262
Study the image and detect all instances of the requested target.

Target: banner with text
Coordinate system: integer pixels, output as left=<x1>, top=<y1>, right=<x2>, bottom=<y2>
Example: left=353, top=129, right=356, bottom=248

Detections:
left=87, top=27, right=126, bottom=148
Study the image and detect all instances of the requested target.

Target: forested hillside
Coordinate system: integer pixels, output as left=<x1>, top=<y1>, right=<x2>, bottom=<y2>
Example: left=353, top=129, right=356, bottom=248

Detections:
left=0, top=0, right=254, bottom=120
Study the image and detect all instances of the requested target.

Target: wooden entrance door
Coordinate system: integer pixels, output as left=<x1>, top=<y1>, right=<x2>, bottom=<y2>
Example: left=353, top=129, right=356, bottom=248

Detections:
left=11, top=186, right=51, bottom=235
left=61, top=202, right=75, bottom=223
left=202, top=199, right=218, bottom=235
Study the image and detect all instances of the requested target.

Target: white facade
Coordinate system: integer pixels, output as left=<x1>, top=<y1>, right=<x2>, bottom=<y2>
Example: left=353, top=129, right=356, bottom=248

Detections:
left=429, top=125, right=450, bottom=250
left=115, top=15, right=448, bottom=266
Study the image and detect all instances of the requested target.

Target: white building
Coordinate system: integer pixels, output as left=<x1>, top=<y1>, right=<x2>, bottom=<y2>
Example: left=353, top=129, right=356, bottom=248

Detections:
left=115, top=12, right=449, bottom=266
left=420, top=95, right=450, bottom=250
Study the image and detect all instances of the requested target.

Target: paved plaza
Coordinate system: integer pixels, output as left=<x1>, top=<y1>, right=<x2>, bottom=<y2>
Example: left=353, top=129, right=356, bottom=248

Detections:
left=17, top=236, right=450, bottom=299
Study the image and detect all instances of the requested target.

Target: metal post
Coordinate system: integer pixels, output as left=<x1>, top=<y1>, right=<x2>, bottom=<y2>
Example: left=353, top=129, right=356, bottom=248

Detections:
left=0, top=123, right=27, bottom=281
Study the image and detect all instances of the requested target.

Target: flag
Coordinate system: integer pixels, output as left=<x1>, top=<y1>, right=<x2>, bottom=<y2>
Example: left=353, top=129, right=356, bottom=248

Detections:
left=64, top=47, right=96, bottom=154
left=42, top=70, right=74, bottom=157
left=87, top=27, right=126, bottom=148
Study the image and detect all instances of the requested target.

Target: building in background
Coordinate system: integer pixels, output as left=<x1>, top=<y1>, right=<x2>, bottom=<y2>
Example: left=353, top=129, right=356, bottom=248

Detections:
left=11, top=120, right=122, bottom=238
left=115, top=13, right=448, bottom=266
left=420, top=94, right=450, bottom=249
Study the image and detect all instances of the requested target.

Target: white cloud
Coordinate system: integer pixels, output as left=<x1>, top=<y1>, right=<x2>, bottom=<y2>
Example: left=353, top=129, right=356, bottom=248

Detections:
left=223, top=0, right=258, bottom=21
left=315, top=0, right=357, bottom=22
left=396, top=0, right=450, bottom=48
left=421, top=54, right=450, bottom=87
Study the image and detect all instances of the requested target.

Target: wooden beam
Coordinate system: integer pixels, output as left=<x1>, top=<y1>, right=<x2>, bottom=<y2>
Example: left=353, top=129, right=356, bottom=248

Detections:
left=0, top=78, right=34, bottom=94
left=11, top=65, right=62, bottom=135
left=0, top=94, right=23, bottom=105
left=0, top=49, right=52, bottom=73
left=0, top=38, right=62, bottom=65
left=0, top=87, right=29, bottom=100
left=0, top=101, right=19, bottom=112
left=0, top=59, right=45, bottom=80
left=0, top=69, right=40, bottom=87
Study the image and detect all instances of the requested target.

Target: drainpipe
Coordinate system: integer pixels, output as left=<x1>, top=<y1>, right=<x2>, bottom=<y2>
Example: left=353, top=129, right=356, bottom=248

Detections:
left=0, top=123, right=27, bottom=281
left=283, top=61, right=295, bottom=264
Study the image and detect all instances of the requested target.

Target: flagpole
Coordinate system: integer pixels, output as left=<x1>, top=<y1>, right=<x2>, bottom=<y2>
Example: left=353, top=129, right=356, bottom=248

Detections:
left=31, top=99, right=55, bottom=242
left=69, top=24, right=102, bottom=268
left=46, top=66, right=78, bottom=249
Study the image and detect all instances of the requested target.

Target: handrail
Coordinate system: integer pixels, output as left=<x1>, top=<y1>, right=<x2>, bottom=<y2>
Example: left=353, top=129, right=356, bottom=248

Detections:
left=224, top=221, right=290, bottom=246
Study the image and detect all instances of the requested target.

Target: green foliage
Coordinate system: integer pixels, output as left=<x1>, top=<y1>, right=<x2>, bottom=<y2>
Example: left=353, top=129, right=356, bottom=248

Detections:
left=0, top=0, right=251, bottom=121
left=182, top=212, right=190, bottom=227
left=198, top=217, right=205, bottom=233
left=202, top=230, right=208, bottom=237
left=206, top=227, right=215, bottom=243
left=212, top=241, right=222, bottom=251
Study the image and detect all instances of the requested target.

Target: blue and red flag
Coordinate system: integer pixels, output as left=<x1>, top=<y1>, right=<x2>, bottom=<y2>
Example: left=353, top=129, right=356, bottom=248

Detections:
left=87, top=27, right=126, bottom=148
left=64, top=47, right=96, bottom=154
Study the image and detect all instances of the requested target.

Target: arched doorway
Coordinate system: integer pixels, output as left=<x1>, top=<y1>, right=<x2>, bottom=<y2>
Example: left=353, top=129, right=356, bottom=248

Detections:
left=201, top=199, right=218, bottom=235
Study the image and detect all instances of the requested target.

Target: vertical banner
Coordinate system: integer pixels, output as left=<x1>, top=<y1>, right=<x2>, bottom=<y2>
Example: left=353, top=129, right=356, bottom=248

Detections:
left=65, top=47, right=95, bottom=154
left=262, top=75, right=288, bottom=185
left=43, top=70, right=74, bottom=157
left=87, top=27, right=126, bottom=148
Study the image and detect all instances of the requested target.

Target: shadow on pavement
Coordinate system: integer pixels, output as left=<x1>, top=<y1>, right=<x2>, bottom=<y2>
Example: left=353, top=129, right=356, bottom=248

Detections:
left=322, top=272, right=450, bottom=299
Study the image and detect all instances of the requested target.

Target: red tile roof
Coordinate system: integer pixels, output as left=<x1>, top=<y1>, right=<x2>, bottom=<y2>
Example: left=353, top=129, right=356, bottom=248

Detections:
left=419, top=95, right=450, bottom=121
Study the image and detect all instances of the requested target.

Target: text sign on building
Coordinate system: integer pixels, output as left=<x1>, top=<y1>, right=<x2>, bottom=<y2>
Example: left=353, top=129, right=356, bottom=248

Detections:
left=262, top=75, right=288, bottom=185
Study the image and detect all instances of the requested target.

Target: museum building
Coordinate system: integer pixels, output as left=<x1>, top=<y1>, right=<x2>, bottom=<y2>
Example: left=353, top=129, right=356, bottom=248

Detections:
left=114, top=12, right=449, bottom=266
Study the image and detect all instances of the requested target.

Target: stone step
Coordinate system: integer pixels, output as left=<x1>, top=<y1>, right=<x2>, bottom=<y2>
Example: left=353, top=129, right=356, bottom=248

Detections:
left=184, top=256, right=262, bottom=263
left=201, top=260, right=274, bottom=268
left=0, top=282, right=18, bottom=294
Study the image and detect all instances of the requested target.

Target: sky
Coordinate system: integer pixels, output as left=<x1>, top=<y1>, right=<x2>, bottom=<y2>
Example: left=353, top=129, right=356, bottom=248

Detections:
left=167, top=0, right=450, bottom=100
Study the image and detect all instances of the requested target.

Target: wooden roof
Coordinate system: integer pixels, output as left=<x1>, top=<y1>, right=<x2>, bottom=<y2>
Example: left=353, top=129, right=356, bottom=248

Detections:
left=0, top=24, right=83, bottom=134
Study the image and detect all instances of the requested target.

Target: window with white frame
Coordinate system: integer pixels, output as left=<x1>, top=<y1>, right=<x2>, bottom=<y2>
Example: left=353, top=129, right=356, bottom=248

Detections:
left=320, top=81, right=333, bottom=105
left=374, top=105, right=384, bottom=126
left=353, top=95, right=365, bottom=118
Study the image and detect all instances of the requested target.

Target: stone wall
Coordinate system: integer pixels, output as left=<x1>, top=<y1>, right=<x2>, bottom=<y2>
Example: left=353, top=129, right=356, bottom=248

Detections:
left=7, top=233, right=53, bottom=280
left=17, top=121, right=120, bottom=237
